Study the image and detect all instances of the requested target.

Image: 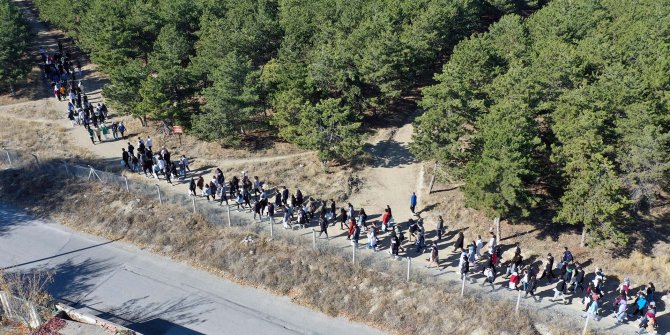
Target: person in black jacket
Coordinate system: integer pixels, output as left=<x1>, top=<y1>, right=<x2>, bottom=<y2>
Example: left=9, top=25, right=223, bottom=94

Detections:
left=538, top=253, right=556, bottom=283
left=551, top=278, right=567, bottom=303
left=189, top=178, right=196, bottom=196
left=121, top=148, right=130, bottom=169
left=571, top=265, right=585, bottom=293
left=453, top=231, right=465, bottom=252
left=318, top=214, right=328, bottom=238
left=281, top=186, right=289, bottom=206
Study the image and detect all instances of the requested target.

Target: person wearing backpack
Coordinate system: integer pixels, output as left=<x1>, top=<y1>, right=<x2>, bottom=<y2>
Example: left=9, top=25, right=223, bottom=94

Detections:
left=571, top=264, right=585, bottom=293
left=394, top=225, right=406, bottom=253
left=458, top=252, right=469, bottom=279
left=408, top=219, right=418, bottom=242
left=389, top=231, right=400, bottom=259
left=635, top=301, right=657, bottom=334
left=538, top=253, right=556, bottom=283
left=551, top=278, right=568, bottom=304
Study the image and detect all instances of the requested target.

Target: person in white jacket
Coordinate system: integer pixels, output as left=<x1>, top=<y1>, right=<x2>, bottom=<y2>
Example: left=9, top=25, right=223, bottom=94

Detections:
left=488, top=232, right=497, bottom=254
left=615, top=298, right=627, bottom=324
left=475, top=235, right=483, bottom=260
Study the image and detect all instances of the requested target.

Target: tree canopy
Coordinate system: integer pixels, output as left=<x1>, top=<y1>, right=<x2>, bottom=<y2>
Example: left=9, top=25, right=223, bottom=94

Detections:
left=412, top=0, right=670, bottom=244
left=32, top=0, right=516, bottom=159
left=0, top=0, right=31, bottom=92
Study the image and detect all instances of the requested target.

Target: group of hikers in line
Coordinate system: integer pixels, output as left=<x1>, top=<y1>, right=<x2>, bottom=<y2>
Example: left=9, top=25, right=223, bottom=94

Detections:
left=42, top=42, right=127, bottom=144
left=121, top=137, right=192, bottom=184
left=186, top=172, right=659, bottom=334
left=41, top=39, right=659, bottom=334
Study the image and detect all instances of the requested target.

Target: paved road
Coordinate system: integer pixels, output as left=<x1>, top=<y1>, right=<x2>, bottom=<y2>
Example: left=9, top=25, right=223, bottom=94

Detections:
left=0, top=203, right=386, bottom=335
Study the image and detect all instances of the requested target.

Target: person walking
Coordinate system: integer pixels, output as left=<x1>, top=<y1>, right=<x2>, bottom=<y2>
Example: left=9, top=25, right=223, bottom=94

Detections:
left=352, top=221, right=361, bottom=247
left=121, top=148, right=131, bottom=169
left=453, top=231, right=465, bottom=252
left=189, top=178, right=196, bottom=196
left=86, top=126, right=95, bottom=144
left=459, top=251, right=469, bottom=279
left=551, top=278, right=567, bottom=304
left=475, top=235, right=483, bottom=260
left=318, top=215, right=329, bottom=239
left=339, top=207, right=347, bottom=230
left=635, top=301, right=657, bottom=334
left=415, top=229, right=425, bottom=253
left=381, top=208, right=392, bottom=231
left=390, top=231, right=400, bottom=259
left=410, top=192, right=417, bottom=215
left=146, top=136, right=153, bottom=151
left=538, top=253, right=556, bottom=283
left=615, top=294, right=628, bottom=324
left=427, top=242, right=439, bottom=269
left=487, top=232, right=497, bottom=254
left=436, top=216, right=444, bottom=240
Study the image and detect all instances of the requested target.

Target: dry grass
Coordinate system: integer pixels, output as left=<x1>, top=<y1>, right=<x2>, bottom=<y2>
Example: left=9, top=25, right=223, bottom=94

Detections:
left=0, top=116, right=92, bottom=160
left=115, top=116, right=302, bottom=162
left=0, top=165, right=585, bottom=335
left=0, top=67, right=46, bottom=106
left=0, top=319, right=30, bottom=335
left=1, top=102, right=62, bottom=121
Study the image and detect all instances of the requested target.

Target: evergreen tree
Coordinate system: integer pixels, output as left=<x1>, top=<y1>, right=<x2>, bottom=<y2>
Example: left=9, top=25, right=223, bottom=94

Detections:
left=191, top=53, right=261, bottom=145
left=0, top=0, right=31, bottom=93
left=294, top=98, right=363, bottom=162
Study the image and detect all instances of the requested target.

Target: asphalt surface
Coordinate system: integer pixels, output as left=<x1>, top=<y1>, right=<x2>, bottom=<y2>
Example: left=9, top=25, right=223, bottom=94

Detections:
left=0, top=202, right=386, bottom=335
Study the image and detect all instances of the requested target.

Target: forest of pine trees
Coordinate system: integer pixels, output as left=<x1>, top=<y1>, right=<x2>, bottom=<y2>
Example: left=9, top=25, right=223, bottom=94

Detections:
left=15, top=0, right=670, bottom=244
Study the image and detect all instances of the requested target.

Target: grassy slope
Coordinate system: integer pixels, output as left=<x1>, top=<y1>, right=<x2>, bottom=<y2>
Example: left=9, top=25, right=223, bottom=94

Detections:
left=0, top=165, right=569, bottom=335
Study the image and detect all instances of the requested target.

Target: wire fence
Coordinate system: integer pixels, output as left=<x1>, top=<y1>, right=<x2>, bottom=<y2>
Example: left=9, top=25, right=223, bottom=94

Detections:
left=0, top=150, right=454, bottom=286
left=0, top=150, right=643, bottom=334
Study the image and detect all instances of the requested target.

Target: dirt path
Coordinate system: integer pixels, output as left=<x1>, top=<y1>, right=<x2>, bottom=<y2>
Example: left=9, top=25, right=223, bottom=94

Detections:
left=348, top=123, right=422, bottom=223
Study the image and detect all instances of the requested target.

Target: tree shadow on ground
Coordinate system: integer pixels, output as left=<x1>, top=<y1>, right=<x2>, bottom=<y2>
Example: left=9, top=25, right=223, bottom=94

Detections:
left=0, top=203, right=36, bottom=237
left=362, top=139, right=415, bottom=168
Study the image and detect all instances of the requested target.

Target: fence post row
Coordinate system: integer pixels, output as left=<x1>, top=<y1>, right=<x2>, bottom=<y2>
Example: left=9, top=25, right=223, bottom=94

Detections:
left=461, top=274, right=466, bottom=297
left=406, top=257, right=411, bottom=281
left=582, top=311, right=590, bottom=335
left=4, top=149, right=12, bottom=167
left=31, top=154, right=40, bottom=168
left=62, top=161, right=70, bottom=176
left=515, top=288, right=522, bottom=314
left=312, top=229, right=316, bottom=250
left=0, top=291, right=13, bottom=318
left=155, top=184, right=162, bottom=204
left=87, top=165, right=102, bottom=182
left=27, top=302, right=42, bottom=328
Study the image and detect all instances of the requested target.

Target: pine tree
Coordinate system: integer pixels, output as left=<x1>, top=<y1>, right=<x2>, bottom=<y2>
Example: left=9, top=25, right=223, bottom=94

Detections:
left=463, top=98, right=541, bottom=221
left=0, top=0, right=31, bottom=94
left=191, top=52, right=261, bottom=145
left=295, top=98, right=363, bottom=162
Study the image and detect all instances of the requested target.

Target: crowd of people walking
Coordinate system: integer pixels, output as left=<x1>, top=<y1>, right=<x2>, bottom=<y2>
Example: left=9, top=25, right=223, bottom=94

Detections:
left=42, top=39, right=660, bottom=335
left=174, top=166, right=660, bottom=334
